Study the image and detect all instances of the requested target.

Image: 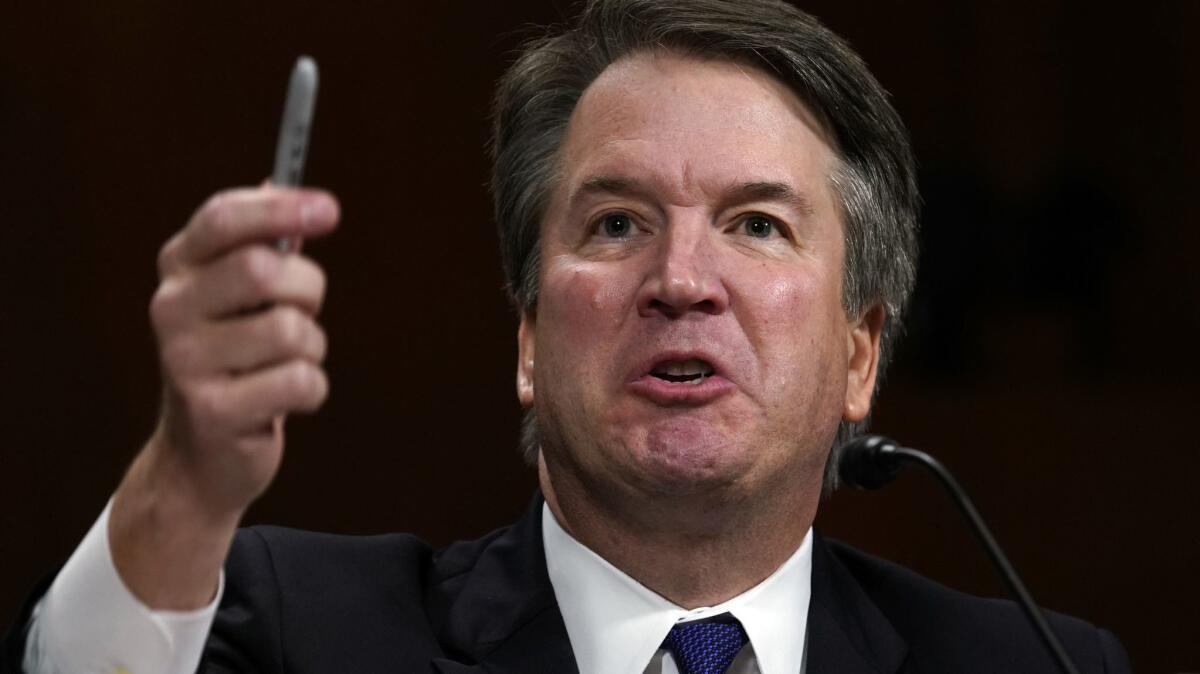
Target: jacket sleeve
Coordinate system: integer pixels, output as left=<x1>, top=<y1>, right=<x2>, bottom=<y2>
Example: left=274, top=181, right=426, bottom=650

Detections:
left=197, top=528, right=286, bottom=673
left=2, top=573, right=55, bottom=674
left=1098, top=627, right=1133, bottom=674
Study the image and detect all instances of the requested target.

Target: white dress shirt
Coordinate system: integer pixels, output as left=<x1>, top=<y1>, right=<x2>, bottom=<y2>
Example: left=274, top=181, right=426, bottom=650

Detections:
left=23, top=501, right=221, bottom=674
left=543, top=503, right=812, bottom=674
left=25, top=502, right=810, bottom=674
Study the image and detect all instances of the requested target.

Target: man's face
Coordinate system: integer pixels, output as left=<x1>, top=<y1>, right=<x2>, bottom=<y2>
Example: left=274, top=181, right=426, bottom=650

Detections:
left=518, top=52, right=882, bottom=507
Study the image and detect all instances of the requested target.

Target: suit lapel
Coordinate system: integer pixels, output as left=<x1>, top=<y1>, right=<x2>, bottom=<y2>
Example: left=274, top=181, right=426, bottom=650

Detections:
left=430, top=495, right=579, bottom=674
left=429, top=505, right=909, bottom=674
left=806, top=532, right=909, bottom=673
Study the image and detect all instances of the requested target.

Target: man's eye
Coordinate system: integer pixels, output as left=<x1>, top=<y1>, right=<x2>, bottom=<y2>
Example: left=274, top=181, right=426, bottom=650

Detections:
left=743, top=215, right=776, bottom=239
left=599, top=213, right=633, bottom=238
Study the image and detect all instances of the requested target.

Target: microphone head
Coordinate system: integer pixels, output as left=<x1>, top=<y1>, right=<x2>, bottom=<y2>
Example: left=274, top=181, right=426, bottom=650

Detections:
left=838, top=434, right=903, bottom=490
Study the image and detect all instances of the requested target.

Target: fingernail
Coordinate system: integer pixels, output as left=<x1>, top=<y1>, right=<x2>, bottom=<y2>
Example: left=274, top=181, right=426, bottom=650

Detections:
left=300, top=196, right=337, bottom=228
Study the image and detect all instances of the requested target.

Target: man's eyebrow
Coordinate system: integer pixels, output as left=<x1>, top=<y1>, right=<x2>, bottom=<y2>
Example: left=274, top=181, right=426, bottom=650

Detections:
left=569, top=176, right=817, bottom=217
left=568, top=175, right=649, bottom=209
left=723, top=181, right=816, bottom=216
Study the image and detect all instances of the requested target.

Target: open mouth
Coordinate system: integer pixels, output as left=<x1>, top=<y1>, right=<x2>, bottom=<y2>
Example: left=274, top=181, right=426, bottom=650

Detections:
left=649, top=358, right=715, bottom=385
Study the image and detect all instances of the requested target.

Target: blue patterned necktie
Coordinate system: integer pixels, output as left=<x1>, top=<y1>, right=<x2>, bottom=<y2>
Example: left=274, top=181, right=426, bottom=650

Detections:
left=661, top=616, right=749, bottom=674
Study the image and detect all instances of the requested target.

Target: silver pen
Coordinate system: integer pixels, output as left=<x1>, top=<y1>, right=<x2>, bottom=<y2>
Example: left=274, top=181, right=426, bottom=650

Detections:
left=272, top=56, right=318, bottom=252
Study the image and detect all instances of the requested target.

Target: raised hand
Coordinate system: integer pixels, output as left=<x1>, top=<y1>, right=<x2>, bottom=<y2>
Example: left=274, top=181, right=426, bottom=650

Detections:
left=109, top=185, right=339, bottom=609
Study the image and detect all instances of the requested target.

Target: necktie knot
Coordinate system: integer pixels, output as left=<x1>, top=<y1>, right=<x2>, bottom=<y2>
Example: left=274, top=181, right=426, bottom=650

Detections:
left=662, top=617, right=748, bottom=674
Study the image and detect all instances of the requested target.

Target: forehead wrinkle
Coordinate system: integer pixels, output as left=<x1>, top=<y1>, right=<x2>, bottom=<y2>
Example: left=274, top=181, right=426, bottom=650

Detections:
left=680, top=159, right=702, bottom=206
left=566, top=171, right=704, bottom=213
left=568, top=174, right=643, bottom=211
left=566, top=141, right=710, bottom=211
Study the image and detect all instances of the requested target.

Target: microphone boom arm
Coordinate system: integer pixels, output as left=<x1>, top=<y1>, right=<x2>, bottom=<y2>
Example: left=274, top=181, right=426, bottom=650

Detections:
left=840, top=436, right=1081, bottom=674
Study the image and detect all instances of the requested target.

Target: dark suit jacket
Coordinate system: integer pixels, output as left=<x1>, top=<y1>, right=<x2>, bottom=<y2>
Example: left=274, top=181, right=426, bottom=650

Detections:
left=4, top=496, right=1131, bottom=673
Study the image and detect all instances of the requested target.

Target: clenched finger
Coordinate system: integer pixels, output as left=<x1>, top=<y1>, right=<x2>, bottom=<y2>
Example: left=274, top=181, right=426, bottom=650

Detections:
left=163, top=306, right=327, bottom=379
left=187, top=360, right=329, bottom=436
left=160, top=186, right=338, bottom=273
left=157, top=245, right=328, bottom=328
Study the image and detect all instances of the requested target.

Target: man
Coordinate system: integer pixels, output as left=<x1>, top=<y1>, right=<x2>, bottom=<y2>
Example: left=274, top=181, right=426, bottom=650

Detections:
left=6, top=0, right=1130, bottom=672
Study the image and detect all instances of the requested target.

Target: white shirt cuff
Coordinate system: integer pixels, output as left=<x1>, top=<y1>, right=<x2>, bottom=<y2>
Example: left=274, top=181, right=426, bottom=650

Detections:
left=23, top=500, right=223, bottom=674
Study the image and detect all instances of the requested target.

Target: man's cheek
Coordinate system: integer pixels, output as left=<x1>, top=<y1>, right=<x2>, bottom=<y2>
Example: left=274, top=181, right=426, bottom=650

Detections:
left=542, top=263, right=634, bottom=336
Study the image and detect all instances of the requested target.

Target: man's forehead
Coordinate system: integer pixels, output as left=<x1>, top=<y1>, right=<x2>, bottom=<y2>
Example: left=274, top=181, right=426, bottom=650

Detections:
left=555, top=51, right=838, bottom=208
left=568, top=50, right=835, bottom=151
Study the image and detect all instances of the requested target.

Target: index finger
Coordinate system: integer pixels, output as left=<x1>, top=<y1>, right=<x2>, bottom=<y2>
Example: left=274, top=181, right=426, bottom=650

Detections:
left=173, top=186, right=339, bottom=268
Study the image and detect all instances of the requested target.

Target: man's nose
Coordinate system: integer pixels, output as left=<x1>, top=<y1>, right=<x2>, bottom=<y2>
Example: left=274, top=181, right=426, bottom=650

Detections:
left=635, top=220, right=729, bottom=318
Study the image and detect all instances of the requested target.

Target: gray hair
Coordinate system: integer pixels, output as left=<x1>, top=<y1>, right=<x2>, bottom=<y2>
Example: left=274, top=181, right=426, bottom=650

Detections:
left=490, top=0, right=920, bottom=492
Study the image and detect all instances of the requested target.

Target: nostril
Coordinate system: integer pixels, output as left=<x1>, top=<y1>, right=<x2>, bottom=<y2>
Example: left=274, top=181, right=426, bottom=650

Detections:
left=646, top=297, right=718, bottom=317
left=647, top=298, right=672, bottom=314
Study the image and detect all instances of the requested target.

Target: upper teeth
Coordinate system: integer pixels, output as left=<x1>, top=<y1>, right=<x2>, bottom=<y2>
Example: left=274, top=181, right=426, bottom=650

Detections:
left=660, top=359, right=712, bottom=376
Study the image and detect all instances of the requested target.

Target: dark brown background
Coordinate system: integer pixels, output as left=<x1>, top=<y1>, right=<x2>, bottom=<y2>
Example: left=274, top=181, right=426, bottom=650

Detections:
left=2, top=1, right=1196, bottom=671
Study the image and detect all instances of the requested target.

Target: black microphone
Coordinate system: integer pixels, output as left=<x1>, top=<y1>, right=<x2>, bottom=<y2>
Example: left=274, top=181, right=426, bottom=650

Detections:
left=838, top=435, right=1081, bottom=674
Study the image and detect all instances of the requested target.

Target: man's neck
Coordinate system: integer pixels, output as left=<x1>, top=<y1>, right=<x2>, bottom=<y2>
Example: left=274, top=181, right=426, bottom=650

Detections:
left=538, top=457, right=820, bottom=609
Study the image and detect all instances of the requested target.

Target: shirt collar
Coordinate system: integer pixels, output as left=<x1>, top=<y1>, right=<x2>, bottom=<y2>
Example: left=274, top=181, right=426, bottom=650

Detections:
left=542, top=503, right=812, bottom=674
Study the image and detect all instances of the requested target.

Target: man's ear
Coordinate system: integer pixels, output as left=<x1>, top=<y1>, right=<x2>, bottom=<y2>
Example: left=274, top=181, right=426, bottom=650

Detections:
left=844, top=303, right=886, bottom=422
left=516, top=309, right=536, bottom=408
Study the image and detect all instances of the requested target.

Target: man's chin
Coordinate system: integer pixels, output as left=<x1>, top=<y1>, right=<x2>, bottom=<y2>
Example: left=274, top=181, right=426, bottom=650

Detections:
left=619, top=423, right=754, bottom=495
